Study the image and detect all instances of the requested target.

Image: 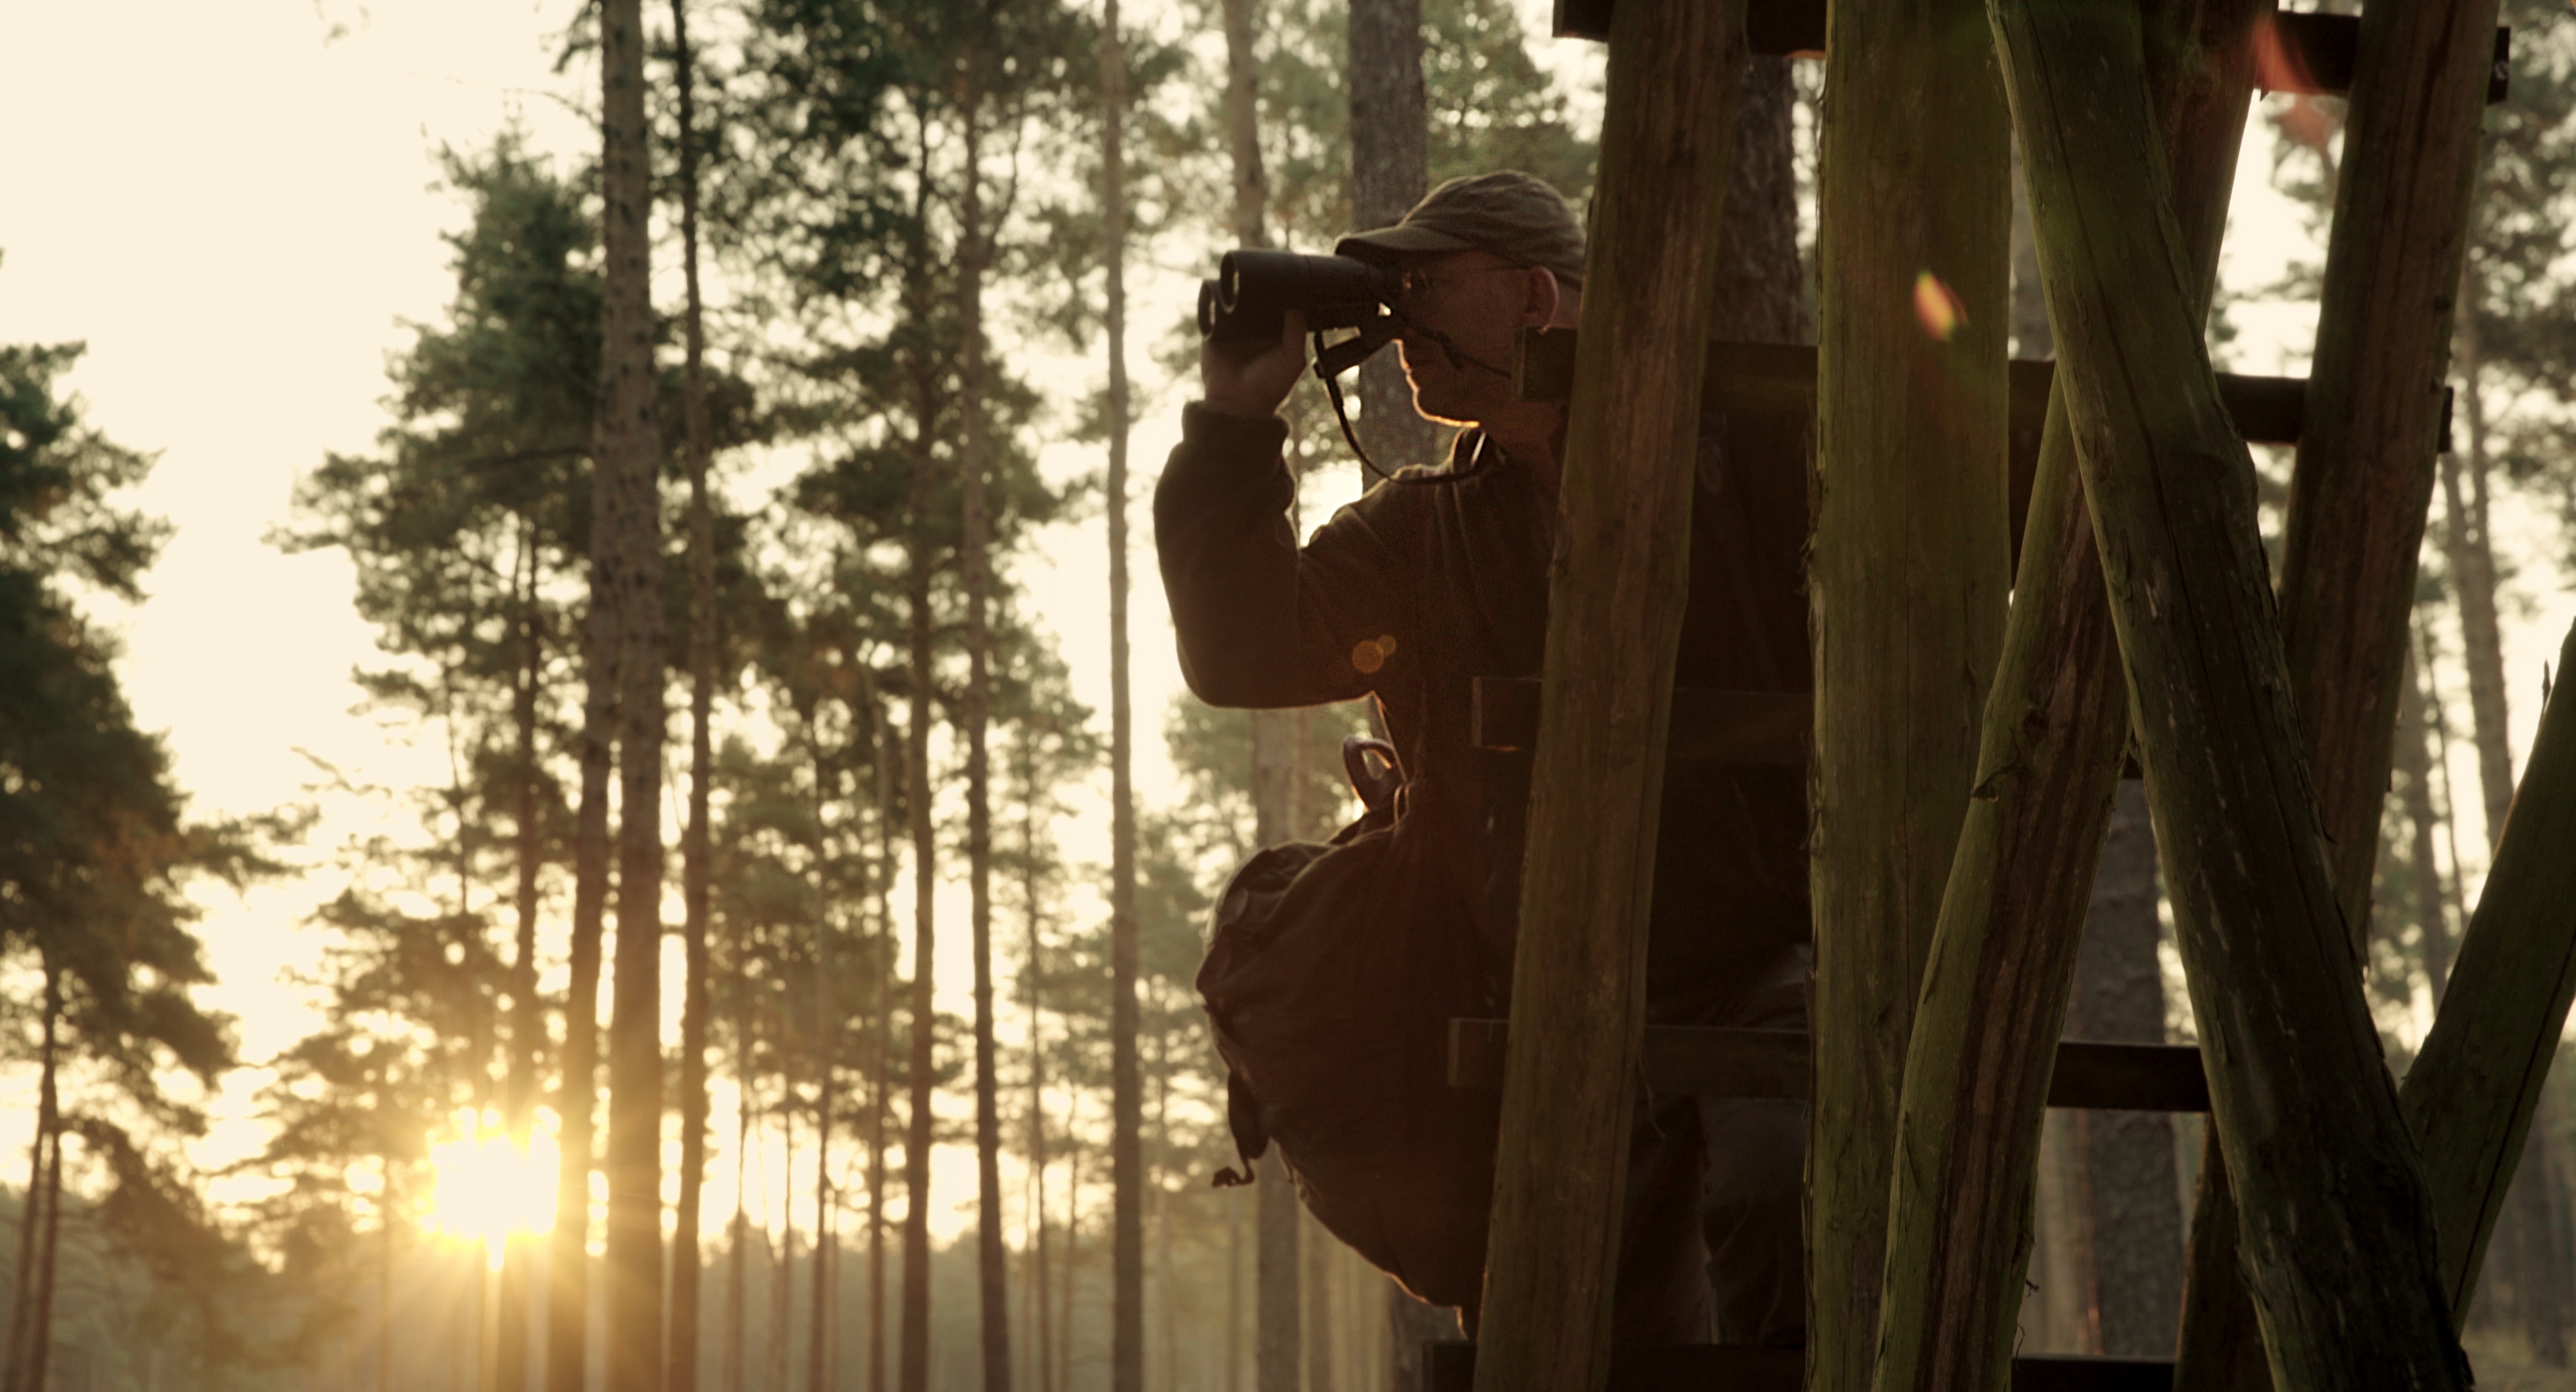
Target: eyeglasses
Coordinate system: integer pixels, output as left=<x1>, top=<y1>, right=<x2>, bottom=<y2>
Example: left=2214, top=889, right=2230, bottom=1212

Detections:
left=1398, top=264, right=1528, bottom=303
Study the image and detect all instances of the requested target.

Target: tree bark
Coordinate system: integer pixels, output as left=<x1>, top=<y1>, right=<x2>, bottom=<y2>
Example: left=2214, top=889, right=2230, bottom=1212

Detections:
left=22, top=1099, right=61, bottom=1392
left=1347, top=0, right=1437, bottom=471
left=2397, top=641, right=2454, bottom=1001
left=1808, top=0, right=2011, bottom=1374
left=598, top=3, right=669, bottom=1387
left=898, top=516, right=936, bottom=1392
left=1102, top=3, right=1144, bottom=1390
left=1021, top=749, right=1055, bottom=1392
left=493, top=521, right=544, bottom=1392
left=2400, top=621, right=2576, bottom=1318
left=3, top=963, right=59, bottom=1392
left=2174, top=0, right=2500, bottom=1378
left=1473, top=4, right=1744, bottom=1387
left=2274, top=0, right=2497, bottom=945
left=1222, top=0, right=1267, bottom=251
left=1996, top=0, right=2471, bottom=1385
left=954, top=21, right=1013, bottom=1388
left=2443, top=260, right=2513, bottom=846
left=1710, top=56, right=1806, bottom=346
left=1222, top=3, right=1304, bottom=1382
left=670, top=2, right=719, bottom=1386
left=870, top=710, right=897, bottom=1392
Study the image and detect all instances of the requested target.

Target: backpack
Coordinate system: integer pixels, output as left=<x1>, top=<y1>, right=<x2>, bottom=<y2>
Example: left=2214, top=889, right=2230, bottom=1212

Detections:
left=1195, top=737, right=1510, bottom=1311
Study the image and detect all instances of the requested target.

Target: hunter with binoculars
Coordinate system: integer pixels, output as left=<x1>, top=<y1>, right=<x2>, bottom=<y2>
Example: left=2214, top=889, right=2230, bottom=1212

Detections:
left=1160, top=171, right=1811, bottom=1346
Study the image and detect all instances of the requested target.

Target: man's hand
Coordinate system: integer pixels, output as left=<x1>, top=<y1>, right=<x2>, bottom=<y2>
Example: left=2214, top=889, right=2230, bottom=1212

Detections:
left=1199, top=309, right=1309, bottom=420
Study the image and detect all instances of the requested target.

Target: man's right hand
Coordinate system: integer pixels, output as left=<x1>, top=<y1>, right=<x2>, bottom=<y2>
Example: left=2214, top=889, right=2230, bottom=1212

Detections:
left=1199, top=309, right=1309, bottom=420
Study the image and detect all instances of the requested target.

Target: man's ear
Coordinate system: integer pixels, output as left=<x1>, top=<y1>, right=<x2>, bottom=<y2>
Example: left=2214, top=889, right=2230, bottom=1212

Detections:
left=1525, top=267, right=1561, bottom=327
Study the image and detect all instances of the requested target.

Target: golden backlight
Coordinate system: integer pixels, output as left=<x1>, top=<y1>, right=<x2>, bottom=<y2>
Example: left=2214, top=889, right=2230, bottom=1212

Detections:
left=424, top=1110, right=559, bottom=1269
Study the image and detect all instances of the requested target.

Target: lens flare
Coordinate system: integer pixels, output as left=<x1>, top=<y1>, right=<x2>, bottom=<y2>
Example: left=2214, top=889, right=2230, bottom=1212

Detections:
left=1913, top=271, right=1967, bottom=343
left=425, top=1110, right=560, bottom=1270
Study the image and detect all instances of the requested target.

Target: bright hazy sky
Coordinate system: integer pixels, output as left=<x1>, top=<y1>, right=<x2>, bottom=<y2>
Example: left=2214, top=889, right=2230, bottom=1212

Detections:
left=1, top=0, right=2567, bottom=1255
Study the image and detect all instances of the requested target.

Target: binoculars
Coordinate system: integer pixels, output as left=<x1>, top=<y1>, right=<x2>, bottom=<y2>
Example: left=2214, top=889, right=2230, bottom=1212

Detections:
left=1196, top=251, right=1405, bottom=343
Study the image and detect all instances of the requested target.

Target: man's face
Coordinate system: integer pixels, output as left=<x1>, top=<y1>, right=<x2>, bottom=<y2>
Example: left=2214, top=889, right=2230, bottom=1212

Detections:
left=1392, top=249, right=1545, bottom=427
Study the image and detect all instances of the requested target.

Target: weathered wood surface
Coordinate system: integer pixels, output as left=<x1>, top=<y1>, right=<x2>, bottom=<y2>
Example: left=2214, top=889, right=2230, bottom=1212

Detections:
left=2172, top=0, right=2505, bottom=1381
left=1447, top=1022, right=2210, bottom=1112
left=1470, top=677, right=1807, bottom=766
left=1864, top=0, right=2263, bottom=1386
left=1429, top=1342, right=2172, bottom=1392
left=1998, top=0, right=2469, bottom=1386
left=2275, top=0, right=2502, bottom=945
left=2401, top=622, right=2576, bottom=1311
left=1549, top=0, right=2510, bottom=105
left=1469, top=0, right=1744, bottom=1386
left=1807, top=0, right=2011, bottom=1380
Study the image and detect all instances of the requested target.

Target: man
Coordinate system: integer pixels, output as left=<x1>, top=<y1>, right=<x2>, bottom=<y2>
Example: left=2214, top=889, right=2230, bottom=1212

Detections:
left=1156, top=170, right=1811, bottom=1345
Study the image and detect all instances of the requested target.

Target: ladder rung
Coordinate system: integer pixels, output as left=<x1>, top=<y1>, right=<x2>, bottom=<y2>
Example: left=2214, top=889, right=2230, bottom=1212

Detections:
left=1448, top=1023, right=2212, bottom=1113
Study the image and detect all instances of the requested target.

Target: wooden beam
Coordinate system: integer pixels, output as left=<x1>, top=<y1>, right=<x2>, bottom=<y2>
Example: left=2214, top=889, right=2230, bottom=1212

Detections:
left=1425, top=1342, right=2174, bottom=1392
left=1447, top=1022, right=2211, bottom=1112
left=1547, top=0, right=2511, bottom=105
left=1806, top=0, right=2012, bottom=1379
left=2403, top=623, right=2576, bottom=1311
left=1864, top=0, right=2268, bottom=1385
left=1471, top=1, right=1744, bottom=1386
left=1998, top=0, right=2469, bottom=1384
left=1469, top=677, right=1806, bottom=765
left=1513, top=330, right=2441, bottom=452
left=2177, top=0, right=2507, bottom=1382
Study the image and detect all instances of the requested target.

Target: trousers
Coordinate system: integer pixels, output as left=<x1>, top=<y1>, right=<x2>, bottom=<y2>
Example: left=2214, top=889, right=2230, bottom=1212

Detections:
left=1611, top=941, right=1811, bottom=1347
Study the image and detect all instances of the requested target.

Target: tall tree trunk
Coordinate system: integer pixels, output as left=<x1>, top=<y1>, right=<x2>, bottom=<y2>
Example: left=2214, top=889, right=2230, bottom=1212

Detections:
left=1221, top=2, right=1305, bottom=1383
left=808, top=712, right=839, bottom=1392
left=728, top=1052, right=750, bottom=1392
left=1221, top=0, right=1265, bottom=250
left=3, top=963, right=58, bottom=1392
left=1302, top=1213, right=1336, bottom=1392
left=1808, top=0, right=2011, bottom=1368
left=871, top=710, right=897, bottom=1392
left=956, top=24, right=1011, bottom=1389
left=496, top=520, right=544, bottom=1392
left=551, top=336, right=619, bottom=1392
left=1346, top=0, right=1434, bottom=470
left=1101, top=3, right=1145, bottom=1391
left=1022, top=753, right=1055, bottom=1392
left=2444, top=258, right=2513, bottom=846
left=2071, top=782, right=2184, bottom=1358
left=1249, top=718, right=1301, bottom=1392
left=898, top=479, right=938, bottom=1392
left=2398, top=639, right=2454, bottom=1001
left=23, top=1101, right=62, bottom=1392
left=670, top=0, right=720, bottom=1386
left=776, top=1082, right=800, bottom=1392
left=597, top=3, right=669, bottom=1387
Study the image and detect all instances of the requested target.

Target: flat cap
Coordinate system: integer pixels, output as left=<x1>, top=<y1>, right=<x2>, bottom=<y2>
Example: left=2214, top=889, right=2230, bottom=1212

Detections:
left=1336, top=170, right=1588, bottom=284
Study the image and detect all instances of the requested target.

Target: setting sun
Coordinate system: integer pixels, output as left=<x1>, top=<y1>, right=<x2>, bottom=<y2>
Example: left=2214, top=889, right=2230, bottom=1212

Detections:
left=424, top=1112, right=558, bottom=1268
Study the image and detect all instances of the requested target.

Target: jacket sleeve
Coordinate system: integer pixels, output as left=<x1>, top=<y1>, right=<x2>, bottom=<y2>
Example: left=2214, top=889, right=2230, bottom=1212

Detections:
left=1153, top=403, right=1415, bottom=709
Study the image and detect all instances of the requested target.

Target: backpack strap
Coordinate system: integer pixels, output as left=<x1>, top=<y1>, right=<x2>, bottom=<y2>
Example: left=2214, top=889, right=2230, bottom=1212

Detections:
left=1213, top=1069, right=1267, bottom=1188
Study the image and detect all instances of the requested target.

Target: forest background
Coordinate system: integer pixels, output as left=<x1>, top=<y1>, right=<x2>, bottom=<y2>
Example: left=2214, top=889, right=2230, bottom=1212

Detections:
left=0, top=0, right=2573, bottom=1390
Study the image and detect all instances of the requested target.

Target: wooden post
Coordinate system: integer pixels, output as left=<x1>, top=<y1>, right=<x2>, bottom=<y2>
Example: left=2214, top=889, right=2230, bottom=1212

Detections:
left=1867, top=4, right=2262, bottom=1387
left=2402, top=621, right=2576, bottom=1311
left=2174, top=0, right=2503, bottom=1379
left=2274, top=0, right=2502, bottom=943
left=1807, top=0, right=2011, bottom=1377
left=1471, top=1, right=1744, bottom=1386
left=1994, top=1, right=2469, bottom=1386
